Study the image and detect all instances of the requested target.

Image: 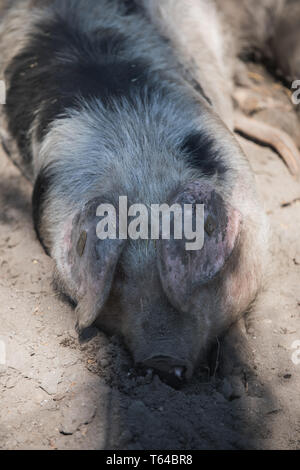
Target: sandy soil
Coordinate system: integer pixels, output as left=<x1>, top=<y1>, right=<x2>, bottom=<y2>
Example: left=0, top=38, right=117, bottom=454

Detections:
left=0, top=65, right=299, bottom=450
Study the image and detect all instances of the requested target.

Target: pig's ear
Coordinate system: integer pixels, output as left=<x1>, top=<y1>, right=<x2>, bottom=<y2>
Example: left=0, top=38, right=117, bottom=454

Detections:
left=67, top=199, right=125, bottom=333
left=157, top=182, right=241, bottom=311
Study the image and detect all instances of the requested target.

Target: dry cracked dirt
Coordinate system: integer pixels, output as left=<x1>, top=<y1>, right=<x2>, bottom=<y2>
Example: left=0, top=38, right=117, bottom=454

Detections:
left=0, top=64, right=300, bottom=450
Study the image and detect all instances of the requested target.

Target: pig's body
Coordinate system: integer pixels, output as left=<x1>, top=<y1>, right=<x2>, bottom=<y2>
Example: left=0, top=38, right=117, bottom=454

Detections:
left=0, top=0, right=296, bottom=383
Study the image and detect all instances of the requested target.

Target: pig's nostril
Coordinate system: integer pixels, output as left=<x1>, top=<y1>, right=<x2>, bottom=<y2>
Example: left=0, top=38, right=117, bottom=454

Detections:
left=158, top=366, right=186, bottom=388
left=139, top=356, right=187, bottom=388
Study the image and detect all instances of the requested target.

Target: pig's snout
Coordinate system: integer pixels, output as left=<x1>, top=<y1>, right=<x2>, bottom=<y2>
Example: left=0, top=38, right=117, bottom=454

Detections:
left=138, top=355, right=189, bottom=388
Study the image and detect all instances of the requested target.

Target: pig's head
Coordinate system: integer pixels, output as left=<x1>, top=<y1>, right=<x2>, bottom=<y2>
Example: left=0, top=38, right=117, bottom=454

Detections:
left=58, top=180, right=262, bottom=387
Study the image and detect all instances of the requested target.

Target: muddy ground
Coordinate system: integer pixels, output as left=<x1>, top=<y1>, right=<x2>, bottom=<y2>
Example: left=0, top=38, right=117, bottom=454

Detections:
left=0, top=64, right=300, bottom=450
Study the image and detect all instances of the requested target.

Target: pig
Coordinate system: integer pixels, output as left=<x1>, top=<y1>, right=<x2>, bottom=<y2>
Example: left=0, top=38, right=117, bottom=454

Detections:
left=0, top=0, right=298, bottom=385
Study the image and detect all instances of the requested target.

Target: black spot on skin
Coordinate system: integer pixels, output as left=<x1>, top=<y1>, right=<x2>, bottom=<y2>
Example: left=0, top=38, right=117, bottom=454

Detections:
left=123, top=0, right=140, bottom=15
left=5, top=14, right=149, bottom=166
left=32, top=166, right=54, bottom=255
left=180, top=132, right=228, bottom=177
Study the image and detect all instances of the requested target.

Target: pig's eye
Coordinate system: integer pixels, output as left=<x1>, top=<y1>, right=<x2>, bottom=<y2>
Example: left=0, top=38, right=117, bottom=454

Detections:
left=204, top=215, right=217, bottom=236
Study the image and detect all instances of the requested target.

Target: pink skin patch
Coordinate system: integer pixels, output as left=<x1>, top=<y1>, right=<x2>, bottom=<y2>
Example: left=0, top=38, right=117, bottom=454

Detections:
left=61, top=199, right=125, bottom=332
left=157, top=182, right=242, bottom=309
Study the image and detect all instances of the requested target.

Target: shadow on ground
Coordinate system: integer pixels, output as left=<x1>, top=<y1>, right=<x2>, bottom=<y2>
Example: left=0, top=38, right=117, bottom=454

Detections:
left=72, top=319, right=277, bottom=450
